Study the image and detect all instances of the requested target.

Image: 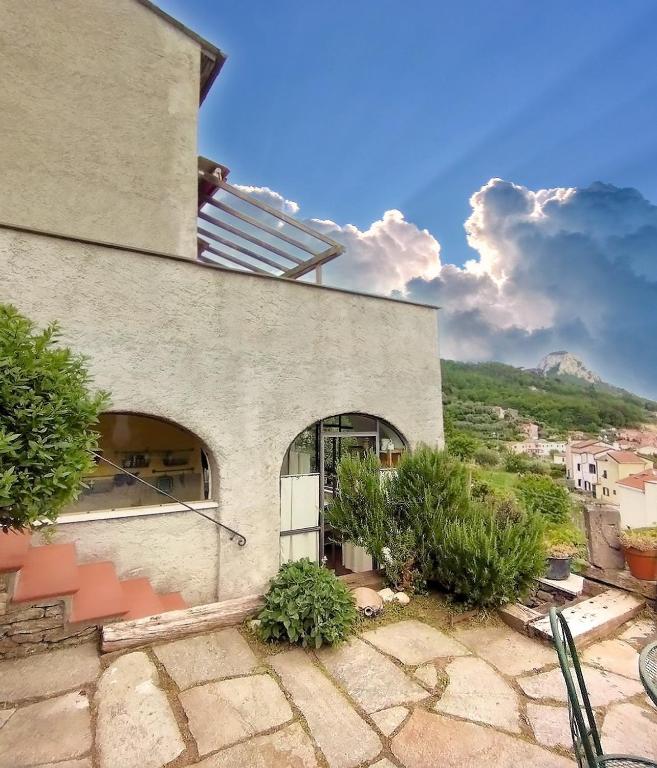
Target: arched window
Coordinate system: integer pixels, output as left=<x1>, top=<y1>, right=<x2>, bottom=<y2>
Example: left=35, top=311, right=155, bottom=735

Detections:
left=63, top=413, right=211, bottom=516
left=280, top=413, right=407, bottom=571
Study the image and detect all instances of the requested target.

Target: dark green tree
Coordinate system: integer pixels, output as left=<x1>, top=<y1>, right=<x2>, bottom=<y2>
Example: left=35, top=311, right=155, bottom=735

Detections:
left=0, top=305, right=109, bottom=531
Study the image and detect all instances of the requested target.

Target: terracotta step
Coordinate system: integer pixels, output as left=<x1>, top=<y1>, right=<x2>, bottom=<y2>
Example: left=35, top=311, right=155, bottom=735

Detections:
left=120, top=578, right=165, bottom=621
left=0, top=530, right=32, bottom=573
left=69, top=562, right=128, bottom=624
left=13, top=543, right=79, bottom=603
left=159, top=592, right=187, bottom=612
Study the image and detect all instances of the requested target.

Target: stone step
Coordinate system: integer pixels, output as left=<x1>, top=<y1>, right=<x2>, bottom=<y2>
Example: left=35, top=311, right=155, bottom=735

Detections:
left=70, top=562, right=128, bottom=624
left=120, top=578, right=164, bottom=621
left=529, top=588, right=644, bottom=645
left=12, top=543, right=79, bottom=603
left=0, top=530, right=32, bottom=573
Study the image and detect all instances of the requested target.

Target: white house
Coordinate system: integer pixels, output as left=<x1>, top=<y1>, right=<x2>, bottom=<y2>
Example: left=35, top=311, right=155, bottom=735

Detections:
left=616, top=469, right=657, bottom=529
left=566, top=439, right=612, bottom=493
left=510, top=440, right=567, bottom=457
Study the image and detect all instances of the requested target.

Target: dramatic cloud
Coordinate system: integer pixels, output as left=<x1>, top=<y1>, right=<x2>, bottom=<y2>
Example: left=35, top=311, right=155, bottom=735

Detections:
left=233, top=178, right=657, bottom=397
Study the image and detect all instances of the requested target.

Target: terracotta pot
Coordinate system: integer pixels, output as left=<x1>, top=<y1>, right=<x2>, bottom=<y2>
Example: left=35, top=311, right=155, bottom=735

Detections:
left=623, top=545, right=657, bottom=581
left=546, top=556, right=571, bottom=581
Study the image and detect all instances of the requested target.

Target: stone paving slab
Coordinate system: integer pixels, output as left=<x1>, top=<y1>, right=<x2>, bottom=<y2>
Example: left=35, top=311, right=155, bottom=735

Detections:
left=371, top=706, right=409, bottom=736
left=371, top=759, right=399, bottom=768
left=601, top=702, right=657, bottom=759
left=413, top=664, right=438, bottom=690
left=518, top=664, right=643, bottom=707
left=270, top=648, right=382, bottom=768
left=453, top=625, right=556, bottom=676
left=95, top=651, right=184, bottom=768
left=318, top=638, right=427, bottom=713
left=0, top=710, right=13, bottom=729
left=582, top=638, right=640, bottom=680
left=193, top=722, right=319, bottom=768
left=434, top=657, right=521, bottom=733
left=180, top=673, right=293, bottom=756
left=362, top=620, right=469, bottom=665
left=525, top=703, right=572, bottom=750
left=0, top=643, right=99, bottom=704
left=31, top=761, right=92, bottom=768
left=154, top=628, right=258, bottom=689
left=618, top=618, right=657, bottom=646
left=391, top=709, right=572, bottom=768
left=0, top=691, right=91, bottom=768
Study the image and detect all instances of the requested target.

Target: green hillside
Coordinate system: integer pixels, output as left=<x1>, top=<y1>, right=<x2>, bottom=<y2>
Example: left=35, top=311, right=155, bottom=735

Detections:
left=442, top=360, right=657, bottom=440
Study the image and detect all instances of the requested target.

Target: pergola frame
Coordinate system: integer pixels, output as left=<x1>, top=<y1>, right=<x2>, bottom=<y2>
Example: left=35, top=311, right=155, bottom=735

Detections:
left=197, top=162, right=344, bottom=283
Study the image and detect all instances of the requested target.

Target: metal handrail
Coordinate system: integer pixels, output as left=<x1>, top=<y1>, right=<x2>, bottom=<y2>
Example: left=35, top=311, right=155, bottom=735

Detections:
left=91, top=452, right=246, bottom=546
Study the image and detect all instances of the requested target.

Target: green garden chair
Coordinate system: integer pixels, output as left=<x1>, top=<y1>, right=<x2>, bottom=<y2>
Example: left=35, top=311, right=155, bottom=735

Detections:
left=548, top=607, right=657, bottom=768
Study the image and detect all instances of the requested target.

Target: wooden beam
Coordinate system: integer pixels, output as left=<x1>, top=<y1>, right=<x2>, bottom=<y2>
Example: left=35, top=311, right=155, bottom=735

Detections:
left=198, top=225, right=289, bottom=273
left=199, top=210, right=303, bottom=266
left=202, top=196, right=317, bottom=256
left=281, top=244, right=343, bottom=280
left=197, top=237, right=270, bottom=275
left=101, top=594, right=265, bottom=653
left=199, top=173, right=343, bottom=249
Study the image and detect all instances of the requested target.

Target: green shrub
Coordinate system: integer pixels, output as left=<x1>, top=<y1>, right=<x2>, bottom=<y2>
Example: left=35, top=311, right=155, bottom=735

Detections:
left=327, top=445, right=546, bottom=607
left=503, top=452, right=530, bottom=473
left=545, top=521, right=587, bottom=560
left=473, top=446, right=499, bottom=467
left=446, top=431, right=479, bottom=461
left=517, top=473, right=572, bottom=523
left=430, top=502, right=547, bottom=607
left=257, top=559, right=357, bottom=648
left=0, top=305, right=109, bottom=531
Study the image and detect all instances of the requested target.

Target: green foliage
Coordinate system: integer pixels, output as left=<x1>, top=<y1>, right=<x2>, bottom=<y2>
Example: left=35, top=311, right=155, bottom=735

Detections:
left=503, top=452, right=530, bottom=473
left=0, top=305, right=109, bottom=531
left=430, top=500, right=547, bottom=607
left=516, top=473, right=572, bottom=524
left=446, top=430, right=479, bottom=461
left=257, top=559, right=357, bottom=648
left=327, top=446, right=546, bottom=607
left=442, top=359, right=656, bottom=437
left=544, top=521, right=587, bottom=559
left=473, top=446, right=499, bottom=467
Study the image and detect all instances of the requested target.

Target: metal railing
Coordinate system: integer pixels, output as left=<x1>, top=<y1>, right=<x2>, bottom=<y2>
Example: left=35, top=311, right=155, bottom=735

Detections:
left=92, top=452, right=246, bottom=546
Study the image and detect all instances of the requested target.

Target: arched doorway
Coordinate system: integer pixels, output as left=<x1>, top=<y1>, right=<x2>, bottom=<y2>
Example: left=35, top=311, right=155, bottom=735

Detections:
left=64, top=412, right=211, bottom=515
left=280, top=413, right=406, bottom=572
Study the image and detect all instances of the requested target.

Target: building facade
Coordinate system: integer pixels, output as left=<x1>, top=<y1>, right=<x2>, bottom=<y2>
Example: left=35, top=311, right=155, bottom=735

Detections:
left=616, top=470, right=657, bottom=529
left=594, top=451, right=653, bottom=504
left=0, top=0, right=444, bottom=606
left=565, top=440, right=612, bottom=494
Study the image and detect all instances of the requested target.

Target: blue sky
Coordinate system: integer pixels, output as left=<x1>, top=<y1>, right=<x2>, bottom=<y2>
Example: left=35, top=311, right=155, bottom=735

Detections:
left=158, top=1, right=657, bottom=396
left=162, top=0, right=657, bottom=266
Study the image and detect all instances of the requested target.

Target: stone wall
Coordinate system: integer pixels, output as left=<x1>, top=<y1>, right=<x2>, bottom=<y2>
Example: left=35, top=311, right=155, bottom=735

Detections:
left=0, top=576, right=97, bottom=660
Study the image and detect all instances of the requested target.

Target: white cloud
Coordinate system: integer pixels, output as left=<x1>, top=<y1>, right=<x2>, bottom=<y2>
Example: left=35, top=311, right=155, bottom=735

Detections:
left=233, top=184, right=300, bottom=216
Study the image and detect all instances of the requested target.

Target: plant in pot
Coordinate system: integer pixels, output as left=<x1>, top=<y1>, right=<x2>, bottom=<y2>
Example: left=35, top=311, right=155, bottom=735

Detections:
left=544, top=523, right=587, bottom=581
left=619, top=528, right=657, bottom=581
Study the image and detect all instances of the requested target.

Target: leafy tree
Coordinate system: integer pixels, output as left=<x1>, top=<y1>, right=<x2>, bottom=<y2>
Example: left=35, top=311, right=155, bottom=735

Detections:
left=473, top=446, right=500, bottom=467
left=446, top=431, right=479, bottom=461
left=516, top=473, right=572, bottom=524
left=0, top=305, right=109, bottom=531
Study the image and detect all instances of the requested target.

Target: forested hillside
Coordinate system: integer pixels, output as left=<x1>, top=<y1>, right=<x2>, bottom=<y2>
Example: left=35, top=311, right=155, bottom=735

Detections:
left=442, top=360, right=657, bottom=438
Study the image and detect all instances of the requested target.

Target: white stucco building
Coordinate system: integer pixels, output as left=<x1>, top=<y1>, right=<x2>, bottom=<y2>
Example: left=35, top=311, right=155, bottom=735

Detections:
left=0, top=0, right=443, bottom=609
left=616, top=470, right=657, bottom=529
left=565, top=439, right=612, bottom=494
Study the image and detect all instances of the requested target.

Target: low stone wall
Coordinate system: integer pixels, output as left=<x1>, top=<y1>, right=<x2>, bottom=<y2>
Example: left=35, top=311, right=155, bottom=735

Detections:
left=0, top=575, right=98, bottom=659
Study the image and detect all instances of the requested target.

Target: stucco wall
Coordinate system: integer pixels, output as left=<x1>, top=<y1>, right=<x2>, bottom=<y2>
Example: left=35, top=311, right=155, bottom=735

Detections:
left=0, top=229, right=444, bottom=601
left=0, top=0, right=200, bottom=257
left=36, top=513, right=219, bottom=606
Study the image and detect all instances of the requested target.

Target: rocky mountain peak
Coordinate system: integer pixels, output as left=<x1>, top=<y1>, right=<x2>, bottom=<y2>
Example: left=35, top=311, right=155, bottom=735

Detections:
left=536, top=351, right=601, bottom=384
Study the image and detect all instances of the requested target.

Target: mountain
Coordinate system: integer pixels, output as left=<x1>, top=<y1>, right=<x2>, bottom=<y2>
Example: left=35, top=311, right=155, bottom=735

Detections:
left=442, top=359, right=657, bottom=441
left=536, top=351, right=601, bottom=384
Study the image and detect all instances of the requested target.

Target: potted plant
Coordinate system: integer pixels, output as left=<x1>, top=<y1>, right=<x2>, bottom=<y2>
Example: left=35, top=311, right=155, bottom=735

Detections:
left=544, top=523, right=587, bottom=581
left=619, top=528, right=657, bottom=581
left=546, top=542, right=579, bottom=580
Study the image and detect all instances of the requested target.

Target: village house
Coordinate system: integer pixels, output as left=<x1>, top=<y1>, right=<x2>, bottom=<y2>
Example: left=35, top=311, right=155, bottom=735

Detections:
left=520, top=421, right=540, bottom=440
left=616, top=469, right=657, bottom=529
left=594, top=450, right=653, bottom=503
left=510, top=440, right=567, bottom=458
left=565, top=439, right=612, bottom=493
left=0, top=0, right=443, bottom=638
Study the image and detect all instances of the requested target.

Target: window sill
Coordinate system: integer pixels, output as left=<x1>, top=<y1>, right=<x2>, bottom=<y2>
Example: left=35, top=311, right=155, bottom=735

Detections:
left=56, top=500, right=218, bottom=524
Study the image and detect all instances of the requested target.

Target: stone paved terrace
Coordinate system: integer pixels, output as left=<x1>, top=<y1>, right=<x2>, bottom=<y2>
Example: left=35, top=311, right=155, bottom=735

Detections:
left=1, top=613, right=657, bottom=767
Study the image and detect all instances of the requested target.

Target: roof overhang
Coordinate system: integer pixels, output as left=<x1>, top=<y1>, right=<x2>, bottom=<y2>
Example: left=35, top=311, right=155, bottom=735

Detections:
left=135, top=0, right=227, bottom=104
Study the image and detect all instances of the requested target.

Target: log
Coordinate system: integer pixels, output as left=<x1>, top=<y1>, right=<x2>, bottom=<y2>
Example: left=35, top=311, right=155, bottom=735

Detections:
left=101, top=594, right=264, bottom=653
left=338, top=570, right=384, bottom=591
